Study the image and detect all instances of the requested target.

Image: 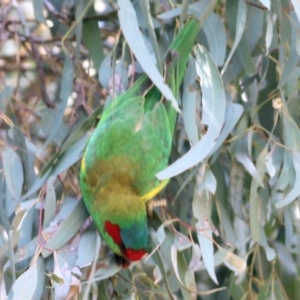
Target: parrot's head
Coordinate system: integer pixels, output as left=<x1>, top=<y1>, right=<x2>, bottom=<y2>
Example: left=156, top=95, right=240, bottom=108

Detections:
left=100, top=193, right=149, bottom=266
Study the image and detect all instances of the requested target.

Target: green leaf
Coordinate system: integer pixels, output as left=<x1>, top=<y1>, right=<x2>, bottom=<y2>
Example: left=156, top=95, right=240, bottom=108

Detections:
left=229, top=162, right=245, bottom=220
left=222, top=0, right=247, bottom=75
left=192, top=165, right=218, bottom=284
left=209, top=103, right=243, bottom=156
left=182, top=57, right=199, bottom=145
left=43, top=176, right=57, bottom=228
left=157, top=44, right=226, bottom=179
left=202, top=13, right=226, bottom=66
left=2, top=148, right=23, bottom=201
left=92, top=259, right=120, bottom=282
left=117, top=0, right=179, bottom=111
left=138, top=0, right=162, bottom=72
left=8, top=256, right=45, bottom=300
left=7, top=127, right=37, bottom=191
left=33, top=0, right=46, bottom=24
left=41, top=199, right=89, bottom=258
left=265, top=12, right=273, bottom=52
left=279, top=14, right=300, bottom=88
left=259, top=0, right=270, bottom=10
left=249, top=146, right=267, bottom=242
left=237, top=35, right=256, bottom=74
left=50, top=136, right=88, bottom=178
left=234, top=137, right=264, bottom=187
left=0, top=86, right=13, bottom=111
left=42, top=56, right=74, bottom=150
left=291, top=0, right=300, bottom=23
left=245, top=3, right=264, bottom=52
left=76, top=231, right=98, bottom=267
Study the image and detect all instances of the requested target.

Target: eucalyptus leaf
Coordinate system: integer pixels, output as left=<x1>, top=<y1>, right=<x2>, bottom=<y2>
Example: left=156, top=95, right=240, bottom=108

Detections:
left=118, top=0, right=179, bottom=111
left=2, top=148, right=23, bottom=201
left=8, top=256, right=45, bottom=300
left=41, top=199, right=89, bottom=258
left=291, top=0, right=300, bottom=23
left=222, top=0, right=247, bottom=75
left=32, top=0, right=46, bottom=24
left=42, top=56, right=74, bottom=150
left=259, top=0, right=270, bottom=9
left=192, top=166, right=218, bottom=284
left=157, top=45, right=225, bottom=179
left=0, top=85, right=13, bottom=111
left=201, top=13, right=226, bottom=66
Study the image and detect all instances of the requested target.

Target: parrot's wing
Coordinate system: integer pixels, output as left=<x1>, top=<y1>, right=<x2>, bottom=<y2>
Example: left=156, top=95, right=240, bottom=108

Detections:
left=82, top=97, right=172, bottom=201
left=133, top=102, right=172, bottom=199
left=82, top=96, right=145, bottom=173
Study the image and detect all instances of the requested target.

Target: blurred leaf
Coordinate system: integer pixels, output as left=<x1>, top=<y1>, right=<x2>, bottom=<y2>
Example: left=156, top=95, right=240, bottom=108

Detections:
left=33, top=0, right=47, bottom=23
left=222, top=0, right=247, bottom=75
left=99, top=52, right=113, bottom=89
left=75, top=0, right=84, bottom=63
left=291, top=0, right=300, bottom=23
left=7, top=127, right=37, bottom=191
left=76, top=231, right=98, bottom=267
left=53, top=250, right=79, bottom=300
left=229, top=161, right=245, bottom=220
left=138, top=0, right=161, bottom=72
left=275, top=110, right=300, bottom=208
left=202, top=13, right=226, bottom=67
left=42, top=56, right=74, bottom=149
left=234, top=137, right=264, bottom=187
left=8, top=256, right=45, bottom=300
left=92, top=258, right=120, bottom=282
left=237, top=35, right=256, bottom=74
left=0, top=86, right=13, bottom=111
left=50, top=136, right=88, bottom=178
left=118, top=0, right=179, bottom=111
left=182, top=57, right=199, bottom=145
left=192, top=165, right=218, bottom=284
left=2, top=148, right=23, bottom=201
left=47, top=272, right=65, bottom=284
left=265, top=151, right=276, bottom=177
left=250, top=146, right=267, bottom=242
left=245, top=3, right=264, bottom=52
left=43, top=176, right=57, bottom=228
left=17, top=204, right=35, bottom=263
left=275, top=152, right=300, bottom=208
left=83, top=18, right=104, bottom=71
left=41, top=199, right=89, bottom=258
left=157, top=44, right=225, bottom=179
left=209, top=103, right=243, bottom=156
left=279, top=14, right=300, bottom=88
left=259, top=0, right=270, bottom=9
left=20, top=170, right=50, bottom=201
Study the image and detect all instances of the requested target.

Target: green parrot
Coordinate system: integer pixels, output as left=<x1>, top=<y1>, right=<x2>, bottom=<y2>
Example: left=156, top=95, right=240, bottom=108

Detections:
left=80, top=19, right=200, bottom=266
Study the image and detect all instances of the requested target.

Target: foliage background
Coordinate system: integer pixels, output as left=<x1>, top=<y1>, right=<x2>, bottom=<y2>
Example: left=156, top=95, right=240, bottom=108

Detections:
left=1, top=0, right=300, bottom=299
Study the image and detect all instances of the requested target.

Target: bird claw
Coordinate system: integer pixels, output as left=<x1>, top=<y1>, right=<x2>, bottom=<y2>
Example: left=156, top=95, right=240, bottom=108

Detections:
left=146, top=199, right=167, bottom=217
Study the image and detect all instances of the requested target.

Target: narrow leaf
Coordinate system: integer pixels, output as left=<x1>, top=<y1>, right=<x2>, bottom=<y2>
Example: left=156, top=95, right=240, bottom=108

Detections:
left=117, top=0, right=179, bottom=111
left=221, top=0, right=247, bottom=75
left=41, top=199, right=89, bottom=258
left=157, top=45, right=225, bottom=179
left=2, top=148, right=23, bottom=200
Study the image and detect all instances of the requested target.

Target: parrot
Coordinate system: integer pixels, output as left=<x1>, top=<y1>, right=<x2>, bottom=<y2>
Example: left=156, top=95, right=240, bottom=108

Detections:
left=80, top=19, right=200, bottom=266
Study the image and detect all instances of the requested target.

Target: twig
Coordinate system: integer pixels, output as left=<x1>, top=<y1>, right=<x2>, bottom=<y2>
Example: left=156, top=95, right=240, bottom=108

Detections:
left=29, top=37, right=56, bottom=108
left=43, top=0, right=69, bottom=22
left=245, top=1, right=268, bottom=10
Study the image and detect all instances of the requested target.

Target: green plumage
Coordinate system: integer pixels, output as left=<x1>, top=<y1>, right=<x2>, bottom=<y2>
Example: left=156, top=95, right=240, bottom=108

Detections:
left=80, top=19, right=201, bottom=264
left=80, top=97, right=171, bottom=256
